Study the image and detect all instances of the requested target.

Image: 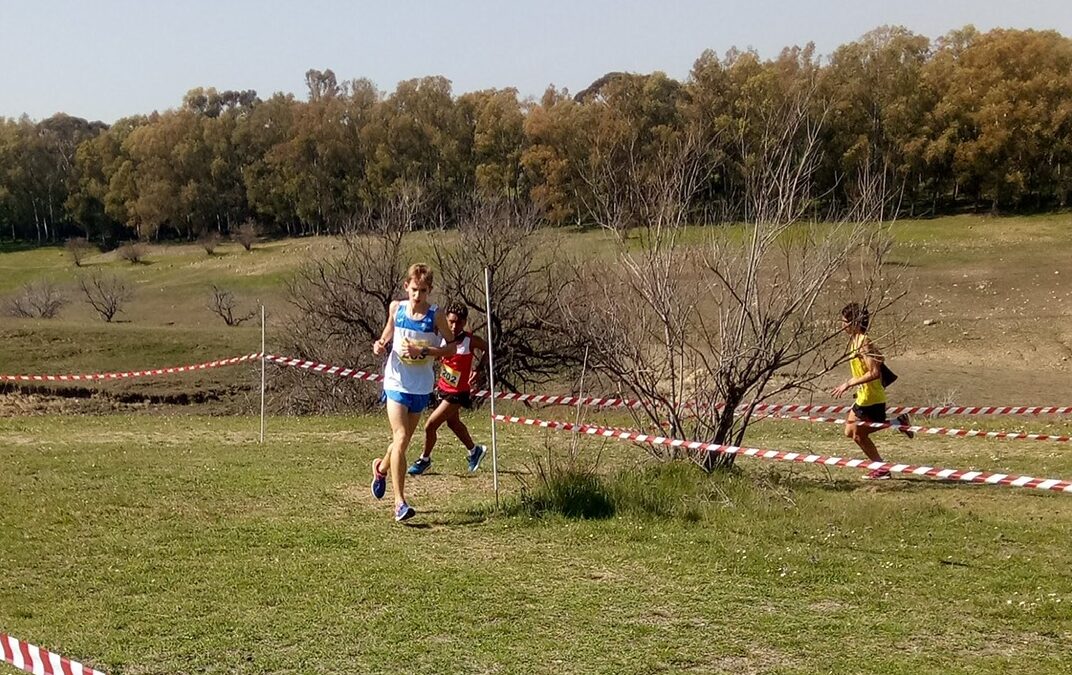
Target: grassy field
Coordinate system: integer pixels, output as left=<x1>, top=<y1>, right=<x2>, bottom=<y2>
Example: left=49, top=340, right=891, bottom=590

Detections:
left=2, top=213, right=1072, bottom=407
left=1, top=413, right=1070, bottom=674
left=2, top=214, right=1072, bottom=673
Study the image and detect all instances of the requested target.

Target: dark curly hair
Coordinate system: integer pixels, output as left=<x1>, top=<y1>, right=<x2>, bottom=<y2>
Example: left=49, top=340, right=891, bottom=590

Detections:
left=444, top=301, right=468, bottom=320
left=840, top=302, right=870, bottom=332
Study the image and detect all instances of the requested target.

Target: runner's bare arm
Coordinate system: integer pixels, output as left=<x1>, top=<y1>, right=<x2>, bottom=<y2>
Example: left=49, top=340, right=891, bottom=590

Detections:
left=372, top=301, right=398, bottom=356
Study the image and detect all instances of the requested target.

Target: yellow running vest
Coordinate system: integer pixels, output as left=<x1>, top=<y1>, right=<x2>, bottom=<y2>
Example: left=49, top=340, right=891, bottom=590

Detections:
left=850, top=334, right=886, bottom=406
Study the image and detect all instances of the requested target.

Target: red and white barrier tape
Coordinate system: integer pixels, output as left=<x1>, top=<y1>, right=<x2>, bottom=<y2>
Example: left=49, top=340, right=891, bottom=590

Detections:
left=1, top=633, right=105, bottom=675
left=264, top=354, right=648, bottom=406
left=495, top=414, right=1072, bottom=494
left=263, top=354, right=383, bottom=382
left=266, top=354, right=1072, bottom=417
left=752, top=403, right=1072, bottom=417
left=5, top=351, right=1069, bottom=421
left=773, top=414, right=1072, bottom=443
left=478, top=391, right=647, bottom=408
left=0, top=353, right=262, bottom=383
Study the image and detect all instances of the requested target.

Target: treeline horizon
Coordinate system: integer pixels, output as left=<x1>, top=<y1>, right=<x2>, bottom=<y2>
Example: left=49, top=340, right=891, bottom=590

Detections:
left=2, top=24, right=1071, bottom=245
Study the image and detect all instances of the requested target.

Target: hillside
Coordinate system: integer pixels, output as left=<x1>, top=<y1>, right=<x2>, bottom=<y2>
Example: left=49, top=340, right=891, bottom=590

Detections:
left=1, top=214, right=1071, bottom=412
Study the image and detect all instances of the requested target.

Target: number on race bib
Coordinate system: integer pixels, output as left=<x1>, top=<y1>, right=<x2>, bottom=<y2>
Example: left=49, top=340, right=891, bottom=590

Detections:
left=442, top=363, right=461, bottom=387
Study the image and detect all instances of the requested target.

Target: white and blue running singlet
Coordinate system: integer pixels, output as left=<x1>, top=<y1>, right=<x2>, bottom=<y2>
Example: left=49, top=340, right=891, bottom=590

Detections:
left=383, top=301, right=439, bottom=395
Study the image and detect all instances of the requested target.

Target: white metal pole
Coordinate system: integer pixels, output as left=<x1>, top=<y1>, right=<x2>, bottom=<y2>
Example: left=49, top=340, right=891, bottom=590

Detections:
left=260, top=304, right=266, bottom=444
left=483, top=267, right=499, bottom=508
left=572, top=345, right=590, bottom=456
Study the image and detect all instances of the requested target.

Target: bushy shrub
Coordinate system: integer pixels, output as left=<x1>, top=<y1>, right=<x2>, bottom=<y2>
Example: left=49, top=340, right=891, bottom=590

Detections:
left=117, top=241, right=148, bottom=264
left=234, top=221, right=259, bottom=251
left=198, top=230, right=222, bottom=255
left=7, top=281, right=67, bottom=318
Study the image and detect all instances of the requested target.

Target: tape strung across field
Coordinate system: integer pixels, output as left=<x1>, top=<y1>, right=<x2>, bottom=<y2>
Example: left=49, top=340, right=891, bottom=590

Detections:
left=4, top=351, right=1070, bottom=453
left=263, top=355, right=1072, bottom=445
left=1, top=633, right=105, bottom=675
left=264, top=354, right=1072, bottom=417
left=0, top=353, right=262, bottom=382
left=771, top=414, right=1072, bottom=443
left=280, top=350, right=1072, bottom=466
left=494, top=414, right=1072, bottom=494
left=264, top=355, right=650, bottom=406
left=752, top=403, right=1072, bottom=417
left=6, top=352, right=1070, bottom=421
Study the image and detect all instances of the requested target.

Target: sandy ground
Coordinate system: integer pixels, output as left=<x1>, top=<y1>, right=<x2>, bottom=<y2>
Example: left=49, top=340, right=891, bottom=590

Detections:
left=890, top=247, right=1072, bottom=405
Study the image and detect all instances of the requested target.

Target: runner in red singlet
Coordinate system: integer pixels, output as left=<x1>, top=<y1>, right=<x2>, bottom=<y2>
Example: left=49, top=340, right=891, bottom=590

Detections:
left=407, top=301, right=488, bottom=475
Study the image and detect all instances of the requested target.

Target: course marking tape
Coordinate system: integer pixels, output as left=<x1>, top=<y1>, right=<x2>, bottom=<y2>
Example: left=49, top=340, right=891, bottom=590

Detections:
left=771, top=414, right=1072, bottom=443
left=752, top=403, right=1072, bottom=417
left=265, top=354, right=645, bottom=406
left=6, top=351, right=1070, bottom=420
left=264, top=354, right=1072, bottom=444
left=1, top=633, right=106, bottom=675
left=493, top=414, right=1072, bottom=494
left=263, top=354, right=382, bottom=382
left=0, top=353, right=262, bottom=382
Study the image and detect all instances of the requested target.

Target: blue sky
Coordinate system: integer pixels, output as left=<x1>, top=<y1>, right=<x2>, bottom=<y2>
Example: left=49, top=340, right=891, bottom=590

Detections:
left=2, top=0, right=1071, bottom=123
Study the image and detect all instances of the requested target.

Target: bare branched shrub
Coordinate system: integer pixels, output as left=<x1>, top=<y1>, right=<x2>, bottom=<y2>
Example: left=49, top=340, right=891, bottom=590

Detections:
left=198, top=231, right=222, bottom=255
left=433, top=198, right=582, bottom=392
left=280, top=191, right=424, bottom=412
left=117, top=241, right=148, bottom=264
left=7, top=281, right=67, bottom=319
left=234, top=221, right=259, bottom=252
left=65, top=237, right=95, bottom=267
left=563, top=83, right=903, bottom=470
left=209, top=285, right=257, bottom=327
left=79, top=271, right=132, bottom=322
left=561, top=130, right=710, bottom=460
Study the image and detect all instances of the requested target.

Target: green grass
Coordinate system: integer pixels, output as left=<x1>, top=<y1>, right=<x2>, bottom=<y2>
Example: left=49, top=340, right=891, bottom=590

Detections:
left=0, top=213, right=1067, bottom=382
left=2, top=414, right=1070, bottom=674
left=1, top=213, right=1071, bottom=672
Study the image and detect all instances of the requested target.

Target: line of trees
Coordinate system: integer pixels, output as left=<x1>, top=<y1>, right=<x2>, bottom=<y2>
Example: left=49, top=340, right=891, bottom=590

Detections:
left=2, top=25, right=1071, bottom=246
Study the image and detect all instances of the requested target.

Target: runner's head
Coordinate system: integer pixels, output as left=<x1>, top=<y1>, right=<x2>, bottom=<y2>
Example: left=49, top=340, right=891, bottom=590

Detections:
left=403, top=263, right=433, bottom=304
left=445, top=300, right=468, bottom=334
left=840, top=302, right=870, bottom=334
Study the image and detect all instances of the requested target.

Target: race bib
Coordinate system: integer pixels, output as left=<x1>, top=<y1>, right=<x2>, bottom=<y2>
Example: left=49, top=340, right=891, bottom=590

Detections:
left=441, top=363, right=461, bottom=387
left=399, top=338, right=430, bottom=365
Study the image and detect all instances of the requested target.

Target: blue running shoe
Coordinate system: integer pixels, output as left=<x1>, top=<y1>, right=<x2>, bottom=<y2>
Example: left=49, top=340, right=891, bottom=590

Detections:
left=408, top=456, right=432, bottom=475
left=371, top=459, right=386, bottom=499
left=395, top=502, right=416, bottom=522
left=468, top=444, right=486, bottom=472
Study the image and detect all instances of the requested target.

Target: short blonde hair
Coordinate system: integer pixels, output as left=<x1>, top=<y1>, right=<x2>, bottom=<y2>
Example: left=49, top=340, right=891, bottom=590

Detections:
left=405, top=263, right=433, bottom=287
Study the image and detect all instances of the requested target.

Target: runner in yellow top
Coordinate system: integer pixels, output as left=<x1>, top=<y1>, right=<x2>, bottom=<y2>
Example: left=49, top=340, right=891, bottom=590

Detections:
left=831, top=303, right=911, bottom=480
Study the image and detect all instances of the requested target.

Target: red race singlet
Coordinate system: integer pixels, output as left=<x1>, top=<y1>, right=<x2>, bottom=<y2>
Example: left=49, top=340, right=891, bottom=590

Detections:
left=438, top=332, right=474, bottom=393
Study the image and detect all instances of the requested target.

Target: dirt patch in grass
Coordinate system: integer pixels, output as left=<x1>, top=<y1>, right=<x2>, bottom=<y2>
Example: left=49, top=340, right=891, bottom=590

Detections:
left=883, top=219, right=1072, bottom=406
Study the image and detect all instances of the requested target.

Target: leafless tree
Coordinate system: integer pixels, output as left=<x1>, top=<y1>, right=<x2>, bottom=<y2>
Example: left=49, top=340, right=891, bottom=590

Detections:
left=65, top=237, right=95, bottom=267
left=234, top=221, right=259, bottom=252
left=79, top=271, right=132, bottom=322
left=563, top=83, right=903, bottom=470
left=209, top=285, right=257, bottom=326
left=433, top=198, right=583, bottom=392
left=280, top=190, right=424, bottom=412
left=7, top=281, right=67, bottom=318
